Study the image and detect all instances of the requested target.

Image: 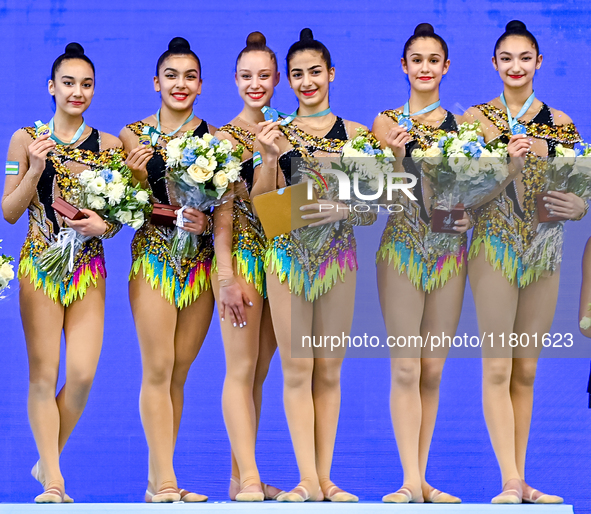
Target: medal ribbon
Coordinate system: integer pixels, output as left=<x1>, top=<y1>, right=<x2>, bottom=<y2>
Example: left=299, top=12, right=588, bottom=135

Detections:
left=401, top=100, right=441, bottom=119
left=154, top=109, right=195, bottom=143
left=500, top=91, right=535, bottom=133
left=34, top=118, right=87, bottom=145
left=262, top=106, right=332, bottom=126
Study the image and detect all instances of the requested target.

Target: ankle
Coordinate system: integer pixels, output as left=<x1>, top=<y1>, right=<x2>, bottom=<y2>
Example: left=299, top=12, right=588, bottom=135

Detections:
left=157, top=479, right=177, bottom=492
left=45, top=479, right=64, bottom=493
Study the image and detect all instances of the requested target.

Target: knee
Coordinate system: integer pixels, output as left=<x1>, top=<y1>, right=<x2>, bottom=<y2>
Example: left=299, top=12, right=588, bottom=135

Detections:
left=391, top=360, right=421, bottom=389
left=483, top=361, right=512, bottom=387
left=143, top=358, right=174, bottom=387
left=282, top=359, right=313, bottom=390
left=28, top=362, right=59, bottom=398
left=420, top=361, right=444, bottom=391
left=66, top=369, right=96, bottom=403
left=512, top=360, right=538, bottom=388
left=313, top=361, right=342, bottom=390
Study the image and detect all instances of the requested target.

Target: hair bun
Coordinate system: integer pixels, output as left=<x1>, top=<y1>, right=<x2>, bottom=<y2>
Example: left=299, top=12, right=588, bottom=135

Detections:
left=505, top=20, right=527, bottom=32
left=168, top=37, right=191, bottom=52
left=64, top=42, right=85, bottom=56
left=246, top=31, right=266, bottom=48
left=414, top=23, right=435, bottom=37
left=300, top=28, right=314, bottom=42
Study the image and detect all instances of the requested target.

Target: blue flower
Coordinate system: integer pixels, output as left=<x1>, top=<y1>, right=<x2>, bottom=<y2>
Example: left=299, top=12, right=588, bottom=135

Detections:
left=477, top=136, right=485, bottom=146
left=181, top=148, right=197, bottom=166
left=463, top=141, right=482, bottom=159
left=438, top=136, right=448, bottom=149
left=101, top=169, right=113, bottom=183
left=363, top=143, right=373, bottom=154
left=209, top=137, right=220, bottom=147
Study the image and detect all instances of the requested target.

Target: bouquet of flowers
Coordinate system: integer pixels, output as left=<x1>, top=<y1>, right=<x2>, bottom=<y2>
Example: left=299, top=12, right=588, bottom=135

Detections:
left=0, top=241, right=15, bottom=296
left=523, top=143, right=591, bottom=272
left=165, top=132, right=243, bottom=258
left=297, top=129, right=395, bottom=253
left=412, top=121, right=509, bottom=255
left=37, top=153, right=151, bottom=282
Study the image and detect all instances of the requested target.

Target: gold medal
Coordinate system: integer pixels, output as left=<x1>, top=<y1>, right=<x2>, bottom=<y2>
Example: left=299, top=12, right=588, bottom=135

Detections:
left=139, top=134, right=152, bottom=146
left=36, top=123, right=51, bottom=137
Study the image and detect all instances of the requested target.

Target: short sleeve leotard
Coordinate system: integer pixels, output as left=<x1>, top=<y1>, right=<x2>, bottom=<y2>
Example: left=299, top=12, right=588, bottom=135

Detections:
left=216, top=124, right=266, bottom=296
left=266, top=117, right=373, bottom=301
left=18, top=127, right=121, bottom=306
left=469, top=103, right=582, bottom=287
left=376, top=109, right=467, bottom=291
left=126, top=120, right=214, bottom=308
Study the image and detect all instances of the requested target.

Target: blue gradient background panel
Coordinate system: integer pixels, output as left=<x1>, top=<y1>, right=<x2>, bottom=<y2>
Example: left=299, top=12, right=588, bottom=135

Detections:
left=0, top=0, right=590, bottom=511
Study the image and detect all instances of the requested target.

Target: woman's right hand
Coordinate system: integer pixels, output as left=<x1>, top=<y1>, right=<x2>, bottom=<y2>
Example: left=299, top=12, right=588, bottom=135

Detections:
left=28, top=133, right=56, bottom=177
left=507, top=133, right=531, bottom=173
left=218, top=279, right=253, bottom=328
left=126, top=146, right=154, bottom=182
left=257, top=120, right=282, bottom=161
left=385, top=124, right=412, bottom=161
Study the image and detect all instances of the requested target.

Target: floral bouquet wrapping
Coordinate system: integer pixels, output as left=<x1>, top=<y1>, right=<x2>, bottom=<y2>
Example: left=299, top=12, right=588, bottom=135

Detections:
left=0, top=241, right=15, bottom=296
left=412, top=121, right=509, bottom=255
left=523, top=143, right=591, bottom=273
left=297, top=129, right=395, bottom=253
left=165, top=132, right=243, bottom=258
left=37, top=153, right=151, bottom=282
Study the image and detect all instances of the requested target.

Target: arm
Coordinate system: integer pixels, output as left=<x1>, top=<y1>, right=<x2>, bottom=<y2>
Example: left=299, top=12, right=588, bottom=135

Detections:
left=2, top=130, right=55, bottom=224
left=119, top=126, right=153, bottom=189
left=371, top=113, right=411, bottom=174
left=580, top=237, right=591, bottom=338
left=250, top=120, right=283, bottom=200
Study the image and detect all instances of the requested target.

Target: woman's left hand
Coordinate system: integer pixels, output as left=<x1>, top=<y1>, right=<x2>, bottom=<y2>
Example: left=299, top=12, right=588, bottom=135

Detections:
left=64, top=209, right=108, bottom=237
left=544, top=191, right=588, bottom=220
left=453, top=211, right=471, bottom=233
left=177, top=207, right=209, bottom=235
left=300, top=199, right=349, bottom=227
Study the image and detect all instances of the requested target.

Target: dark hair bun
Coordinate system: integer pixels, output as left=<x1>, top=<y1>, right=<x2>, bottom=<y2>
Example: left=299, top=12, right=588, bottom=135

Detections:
left=506, top=20, right=527, bottom=32
left=65, top=42, right=85, bottom=56
left=300, top=28, right=314, bottom=41
left=246, top=31, right=266, bottom=48
left=414, top=23, right=435, bottom=37
left=168, top=37, right=191, bottom=52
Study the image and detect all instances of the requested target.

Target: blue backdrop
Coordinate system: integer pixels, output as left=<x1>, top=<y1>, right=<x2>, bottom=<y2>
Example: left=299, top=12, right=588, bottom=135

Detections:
left=1, top=0, right=590, bottom=511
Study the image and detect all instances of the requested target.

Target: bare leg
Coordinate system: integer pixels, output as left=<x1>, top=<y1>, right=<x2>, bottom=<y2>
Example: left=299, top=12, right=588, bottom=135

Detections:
left=469, top=250, right=521, bottom=485
left=311, top=273, right=356, bottom=499
left=377, top=260, right=424, bottom=500
left=212, top=273, right=263, bottom=494
left=20, top=278, right=65, bottom=495
left=512, top=272, right=559, bottom=480
left=418, top=267, right=465, bottom=501
left=129, top=272, right=178, bottom=493
left=266, top=272, right=320, bottom=499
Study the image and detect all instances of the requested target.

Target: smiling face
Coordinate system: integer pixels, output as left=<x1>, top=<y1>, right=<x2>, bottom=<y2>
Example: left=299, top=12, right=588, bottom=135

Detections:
left=48, top=59, right=94, bottom=116
left=493, top=35, right=542, bottom=88
left=154, top=54, right=202, bottom=111
left=402, top=37, right=449, bottom=93
left=288, top=49, right=334, bottom=111
left=235, top=50, right=279, bottom=108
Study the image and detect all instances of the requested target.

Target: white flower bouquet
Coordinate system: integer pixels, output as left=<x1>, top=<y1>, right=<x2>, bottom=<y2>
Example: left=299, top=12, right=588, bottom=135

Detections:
left=165, top=131, right=243, bottom=258
left=524, top=143, right=591, bottom=273
left=37, top=153, right=151, bottom=282
left=0, top=241, right=15, bottom=296
left=296, top=130, right=394, bottom=253
left=412, top=121, right=508, bottom=254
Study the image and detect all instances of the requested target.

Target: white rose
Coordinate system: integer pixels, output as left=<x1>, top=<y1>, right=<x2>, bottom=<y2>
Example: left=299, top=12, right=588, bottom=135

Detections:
left=135, top=190, right=150, bottom=204
left=202, top=133, right=214, bottom=144
left=87, top=193, right=106, bottom=210
left=187, top=164, right=214, bottom=184
left=572, top=157, right=591, bottom=178
left=206, top=157, right=217, bottom=172
left=0, top=261, right=14, bottom=282
left=78, top=169, right=95, bottom=185
left=195, top=155, right=209, bottom=168
left=130, top=213, right=144, bottom=230
left=448, top=138, right=464, bottom=154
left=88, top=177, right=107, bottom=195
left=461, top=130, right=479, bottom=141
left=206, top=148, right=215, bottom=158
left=580, top=316, right=591, bottom=330
left=382, top=147, right=394, bottom=159
left=166, top=138, right=183, bottom=163
left=424, top=146, right=443, bottom=165
left=220, top=139, right=233, bottom=151
left=110, top=170, right=122, bottom=184
left=106, top=183, right=126, bottom=205
left=225, top=161, right=241, bottom=182
left=212, top=171, right=229, bottom=189
left=449, top=154, right=469, bottom=174
left=116, top=209, right=133, bottom=225
left=411, top=148, right=425, bottom=162
left=555, top=145, right=576, bottom=166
